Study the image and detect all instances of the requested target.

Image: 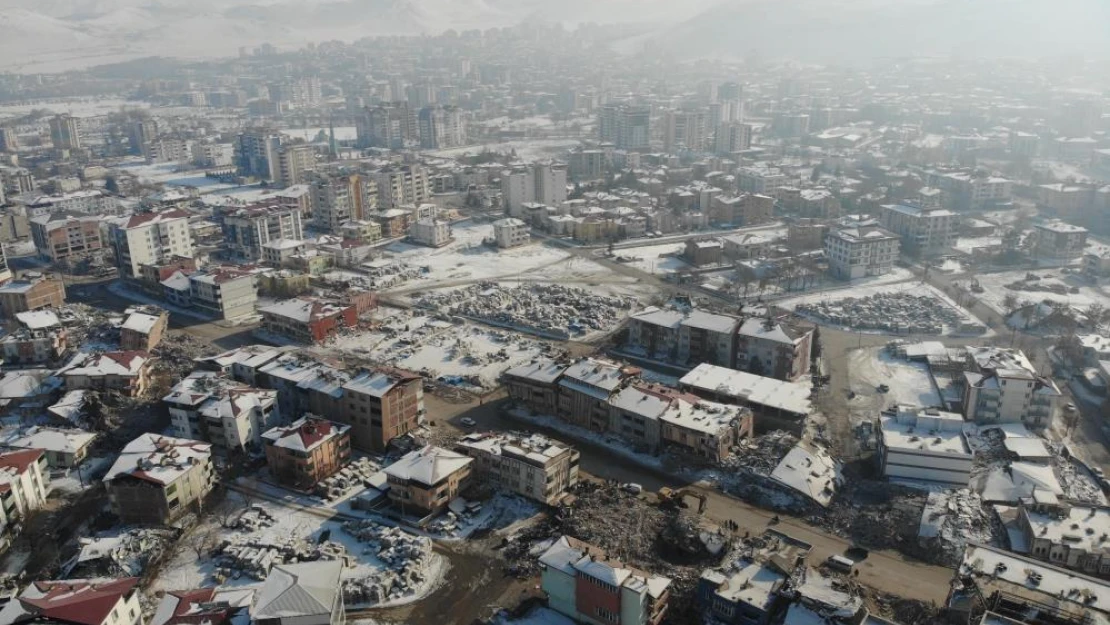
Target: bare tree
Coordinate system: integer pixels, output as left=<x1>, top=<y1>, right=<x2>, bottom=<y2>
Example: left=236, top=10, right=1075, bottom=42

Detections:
left=1085, top=303, right=1105, bottom=331
left=1002, top=293, right=1020, bottom=315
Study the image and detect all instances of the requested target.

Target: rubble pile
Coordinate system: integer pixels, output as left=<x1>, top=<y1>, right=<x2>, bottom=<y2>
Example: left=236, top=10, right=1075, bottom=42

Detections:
left=915, top=490, right=998, bottom=567
left=1004, top=274, right=1072, bottom=296
left=212, top=535, right=348, bottom=582
left=816, top=481, right=927, bottom=553
left=69, top=528, right=177, bottom=578
left=153, top=333, right=222, bottom=379
left=796, top=292, right=966, bottom=334
left=416, top=282, right=636, bottom=337
left=232, top=505, right=276, bottom=532
left=1048, top=442, right=1107, bottom=505
left=866, top=589, right=942, bottom=625
left=341, top=520, right=436, bottom=606
left=724, top=431, right=799, bottom=475
left=344, top=262, right=423, bottom=290
left=314, top=457, right=382, bottom=502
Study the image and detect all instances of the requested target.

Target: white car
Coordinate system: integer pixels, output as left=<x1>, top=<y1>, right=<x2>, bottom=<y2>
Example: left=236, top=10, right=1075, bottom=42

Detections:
left=460, top=417, right=477, bottom=427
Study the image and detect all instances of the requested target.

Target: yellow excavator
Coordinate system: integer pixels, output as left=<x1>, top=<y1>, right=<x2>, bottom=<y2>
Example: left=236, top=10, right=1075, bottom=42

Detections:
left=657, top=487, right=707, bottom=513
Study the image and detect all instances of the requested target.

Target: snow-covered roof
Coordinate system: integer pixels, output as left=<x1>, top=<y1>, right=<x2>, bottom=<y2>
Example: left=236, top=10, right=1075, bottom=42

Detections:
left=383, top=446, right=472, bottom=487
left=259, top=298, right=349, bottom=323
left=539, top=536, right=670, bottom=598
left=560, top=359, right=628, bottom=394
left=458, top=433, right=573, bottom=467
left=343, top=369, right=415, bottom=398
left=769, top=444, right=841, bottom=507
left=3, top=426, right=96, bottom=455
left=679, top=363, right=811, bottom=417
left=15, top=310, right=61, bottom=330
left=254, top=561, right=342, bottom=619
left=609, top=385, right=674, bottom=421
left=504, top=359, right=568, bottom=384
left=1022, top=504, right=1110, bottom=555
left=976, top=462, right=1063, bottom=503
left=62, top=351, right=150, bottom=379
left=48, top=390, right=87, bottom=425
left=262, top=417, right=349, bottom=453
left=702, top=560, right=785, bottom=610
left=660, top=398, right=748, bottom=436
left=103, top=433, right=211, bottom=486
left=121, top=311, right=162, bottom=334
left=151, top=588, right=253, bottom=625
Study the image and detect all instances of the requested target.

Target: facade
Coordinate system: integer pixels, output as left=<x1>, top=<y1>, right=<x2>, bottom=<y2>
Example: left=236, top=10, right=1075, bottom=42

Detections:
left=492, top=217, right=529, bottom=248
left=374, top=165, right=431, bottom=209
left=0, top=276, right=66, bottom=319
left=0, top=578, right=142, bottom=625
left=48, top=114, right=82, bottom=151
left=925, top=170, right=1012, bottom=211
left=0, top=449, right=50, bottom=536
left=1033, top=221, right=1089, bottom=261
left=383, top=446, right=473, bottom=517
left=502, top=163, right=569, bottom=217
left=340, top=368, right=425, bottom=451
left=684, top=239, right=723, bottom=266
left=540, top=535, right=671, bottom=625
left=1018, top=498, right=1110, bottom=578
left=879, top=203, right=958, bottom=258
left=29, top=211, right=104, bottom=263
left=188, top=268, right=258, bottom=320
left=714, top=122, right=753, bottom=155
left=262, top=416, right=351, bottom=489
left=254, top=561, right=344, bottom=625
left=339, top=219, right=382, bottom=244
left=310, top=174, right=378, bottom=233
left=164, top=371, right=280, bottom=452
left=663, top=109, right=708, bottom=152
left=418, top=105, right=466, bottom=148
left=259, top=297, right=357, bottom=344
left=962, top=347, right=1062, bottom=428
left=598, top=104, right=651, bottom=150
left=236, top=131, right=283, bottom=181
left=357, top=102, right=418, bottom=149
left=457, top=433, right=580, bottom=505
left=120, top=307, right=169, bottom=351
left=877, top=406, right=972, bottom=487
left=277, top=144, right=317, bottom=188
left=735, top=317, right=814, bottom=382
left=103, top=434, right=214, bottom=525
left=410, top=218, right=453, bottom=247
left=62, top=350, right=153, bottom=396
left=221, top=201, right=304, bottom=260
left=110, top=209, right=194, bottom=279
left=22, top=190, right=119, bottom=217
left=824, top=224, right=901, bottom=280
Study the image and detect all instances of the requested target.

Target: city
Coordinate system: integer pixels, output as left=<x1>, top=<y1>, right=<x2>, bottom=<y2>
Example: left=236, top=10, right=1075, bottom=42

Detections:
left=0, top=8, right=1107, bottom=625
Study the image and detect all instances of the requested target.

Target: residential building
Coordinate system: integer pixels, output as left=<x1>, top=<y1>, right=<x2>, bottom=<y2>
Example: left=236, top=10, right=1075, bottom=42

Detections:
left=877, top=406, right=971, bottom=487
left=0, top=578, right=142, bottom=625
left=0, top=127, right=17, bottom=152
left=737, top=166, right=788, bottom=197
left=340, top=368, right=425, bottom=451
left=457, top=433, right=579, bottom=505
left=503, top=359, right=569, bottom=416
left=373, top=208, right=413, bottom=238
left=492, top=217, right=529, bottom=248
left=710, top=194, right=773, bottom=226
left=191, top=142, right=235, bottom=168
left=261, top=239, right=306, bottom=266
left=735, top=317, right=814, bottom=382
left=151, top=588, right=252, bottom=625
left=1017, top=497, right=1110, bottom=577
left=104, top=434, right=213, bottom=525
left=110, top=209, right=194, bottom=279
left=418, top=105, right=465, bottom=148
left=263, top=416, right=351, bottom=489
left=880, top=202, right=958, bottom=258
left=254, top=561, right=344, bottom=625
left=164, top=371, right=280, bottom=452
left=663, top=109, right=708, bottom=152
left=0, top=449, right=50, bottom=536
left=684, top=239, right=723, bottom=266
left=22, top=190, right=119, bottom=217
left=277, top=144, right=317, bottom=188
left=721, top=233, right=769, bottom=260
left=236, top=131, right=283, bottom=181
left=624, top=307, right=738, bottom=369
left=713, top=121, right=753, bottom=155
left=962, top=347, right=1062, bottom=428
left=340, top=220, right=382, bottom=244
left=2, top=309, right=67, bottom=365
left=658, top=395, right=752, bottom=461
left=29, top=212, right=104, bottom=263
left=317, top=238, right=373, bottom=267
left=48, top=114, right=82, bottom=151
left=925, top=170, right=1012, bottom=211
left=540, top=535, right=671, bottom=625
left=188, top=267, right=258, bottom=320
left=310, top=174, right=378, bottom=233
left=568, top=149, right=607, bottom=181
left=221, top=200, right=303, bottom=260
left=120, top=307, right=169, bottom=351
left=357, top=102, right=418, bottom=149
left=1, top=426, right=96, bottom=468
left=62, top=350, right=153, bottom=396
left=259, top=297, right=357, bottom=344
left=1033, top=220, right=1089, bottom=261
left=1084, top=245, right=1110, bottom=279
left=0, top=276, right=65, bottom=319
left=824, top=224, right=901, bottom=280
left=410, top=218, right=453, bottom=247
left=383, top=445, right=473, bottom=517
left=679, top=363, right=812, bottom=429
left=374, top=165, right=431, bottom=209
left=697, top=558, right=787, bottom=625
left=557, top=358, right=638, bottom=431
left=598, top=104, right=652, bottom=150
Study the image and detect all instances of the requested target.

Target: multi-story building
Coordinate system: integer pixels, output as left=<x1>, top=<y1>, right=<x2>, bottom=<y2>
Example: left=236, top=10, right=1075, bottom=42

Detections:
left=235, top=131, right=283, bottom=181
left=735, top=317, right=814, bottom=382
left=190, top=141, right=235, bottom=168
left=0, top=276, right=65, bottom=319
left=501, top=163, right=567, bottom=217
left=1084, top=245, right=1110, bottom=280
left=962, top=347, right=1062, bottom=428
left=1, top=167, right=35, bottom=195
left=503, top=359, right=569, bottom=416
left=62, top=350, right=153, bottom=396
left=356, top=102, right=418, bottom=149
left=383, top=445, right=473, bottom=517
left=824, top=224, right=901, bottom=280
left=277, top=144, right=316, bottom=188
left=310, top=173, right=378, bottom=233
left=2, top=310, right=67, bottom=365
left=340, top=219, right=383, bottom=244
left=557, top=358, right=638, bottom=431
left=737, top=166, right=788, bottom=197
left=188, top=267, right=258, bottom=320
left=663, top=109, right=708, bottom=152
left=598, top=104, right=651, bottom=150
left=262, top=416, right=351, bottom=489
left=109, top=209, right=194, bottom=279
left=410, top=218, right=453, bottom=247
left=713, top=121, right=753, bottom=155
left=0, top=127, right=18, bottom=152
left=1018, top=497, right=1110, bottom=578
left=221, top=200, right=303, bottom=260
left=164, top=371, right=280, bottom=452
left=925, top=170, right=1012, bottom=211
left=877, top=406, right=972, bottom=487
left=568, top=149, right=607, bottom=181
left=48, top=114, right=81, bottom=151
left=0, top=449, right=50, bottom=536
left=29, top=211, right=103, bottom=263
left=879, top=202, right=958, bottom=258
left=374, top=165, right=431, bottom=209
left=0, top=578, right=142, bottom=625
left=492, top=217, right=529, bottom=248
left=418, top=105, right=466, bottom=148
left=103, top=434, right=214, bottom=525
left=22, top=190, right=119, bottom=218
left=1033, top=220, right=1089, bottom=261
left=340, top=368, right=425, bottom=451
left=150, top=588, right=251, bottom=625
left=119, top=307, right=169, bottom=351
left=258, top=297, right=357, bottom=344
left=457, top=433, right=580, bottom=505
left=626, top=307, right=736, bottom=368
left=540, top=535, right=671, bottom=625
left=145, top=137, right=194, bottom=163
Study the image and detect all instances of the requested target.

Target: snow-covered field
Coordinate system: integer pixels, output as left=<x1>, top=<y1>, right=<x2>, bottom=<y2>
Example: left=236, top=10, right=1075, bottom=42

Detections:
left=117, top=161, right=241, bottom=192
left=615, top=242, right=690, bottom=274
left=971, top=268, right=1110, bottom=315
left=0, top=98, right=150, bottom=121
left=848, top=348, right=942, bottom=409
left=423, top=139, right=581, bottom=162
left=282, top=126, right=358, bottom=142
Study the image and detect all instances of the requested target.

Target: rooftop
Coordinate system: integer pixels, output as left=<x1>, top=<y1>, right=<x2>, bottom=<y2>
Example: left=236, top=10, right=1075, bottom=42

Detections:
left=262, top=416, right=349, bottom=453
left=103, top=433, right=211, bottom=486
left=383, top=445, right=473, bottom=486
left=679, top=363, right=811, bottom=417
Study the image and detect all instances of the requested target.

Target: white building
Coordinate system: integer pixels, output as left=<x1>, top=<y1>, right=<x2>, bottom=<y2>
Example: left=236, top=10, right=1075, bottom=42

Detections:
left=501, top=163, right=567, bottom=217
left=109, top=209, right=194, bottom=279
left=1034, top=220, right=1089, bottom=261
left=492, top=217, right=529, bottom=248
left=221, top=202, right=304, bottom=260
left=410, top=218, right=453, bottom=248
left=0, top=449, right=50, bottom=536
left=188, top=267, right=258, bottom=320
left=963, top=347, right=1062, bottom=428
left=1018, top=498, right=1110, bottom=577
left=824, top=224, right=901, bottom=280
left=0, top=578, right=142, bottom=625
left=879, top=203, right=958, bottom=258
left=878, top=406, right=972, bottom=487
left=457, top=433, right=580, bottom=505
left=22, top=190, right=120, bottom=217
left=164, top=371, right=280, bottom=452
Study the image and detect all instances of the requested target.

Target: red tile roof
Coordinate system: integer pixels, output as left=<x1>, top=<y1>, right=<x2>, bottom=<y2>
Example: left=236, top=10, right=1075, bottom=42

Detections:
left=0, top=449, right=44, bottom=474
left=124, top=209, right=191, bottom=229
left=22, top=578, right=139, bottom=625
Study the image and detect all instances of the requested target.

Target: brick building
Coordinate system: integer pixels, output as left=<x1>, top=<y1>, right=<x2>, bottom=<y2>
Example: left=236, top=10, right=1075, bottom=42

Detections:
left=258, top=297, right=357, bottom=344
left=262, top=416, right=351, bottom=489
left=0, top=276, right=66, bottom=319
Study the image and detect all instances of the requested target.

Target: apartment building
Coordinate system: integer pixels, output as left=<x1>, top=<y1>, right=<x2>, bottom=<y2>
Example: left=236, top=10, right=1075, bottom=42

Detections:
left=735, top=317, right=814, bottom=382
left=418, top=105, right=466, bottom=148
left=48, top=114, right=82, bottom=151
left=457, top=433, right=580, bottom=505
left=713, top=121, right=753, bottom=155
left=879, top=202, right=958, bottom=258
left=235, top=131, right=283, bottom=181
left=540, top=536, right=671, bottom=625
left=23, top=190, right=119, bottom=217
left=503, top=359, right=569, bottom=416
left=410, top=218, right=453, bottom=247
left=262, top=416, right=351, bottom=489
left=120, top=307, right=169, bottom=351
left=1018, top=497, right=1110, bottom=578
left=29, top=211, right=104, bottom=263
left=1033, top=220, right=1089, bottom=261
left=164, top=371, right=280, bottom=452
left=962, top=347, right=1062, bottom=428
left=339, top=219, right=382, bottom=244
left=824, top=224, right=901, bottom=280
left=557, top=358, right=638, bottom=431
left=383, top=445, right=473, bottom=517
left=0, top=578, right=142, bottom=625
left=663, top=109, right=708, bottom=152
left=110, top=209, right=194, bottom=279
left=258, top=297, right=357, bottom=344
left=709, top=194, right=773, bottom=226
left=598, top=104, right=651, bottom=150
left=188, top=267, right=258, bottom=320
left=221, top=200, right=304, bottom=260
left=1, top=310, right=67, bottom=366
left=925, top=170, right=1012, bottom=210
left=310, top=173, right=378, bottom=233
left=356, top=102, right=418, bottom=149
left=501, top=163, right=568, bottom=217
left=0, top=449, right=50, bottom=535
left=277, top=144, right=317, bottom=188
left=374, top=165, right=431, bottom=209
left=61, top=350, right=153, bottom=396
left=492, top=217, right=529, bottom=248
left=737, top=166, right=788, bottom=197
left=0, top=276, right=65, bottom=319
left=340, top=368, right=425, bottom=451
left=103, top=434, right=214, bottom=525
left=877, top=407, right=972, bottom=487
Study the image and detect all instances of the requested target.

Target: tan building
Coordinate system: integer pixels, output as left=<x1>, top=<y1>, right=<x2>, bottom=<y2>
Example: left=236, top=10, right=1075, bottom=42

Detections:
left=0, top=276, right=66, bottom=319
left=262, top=416, right=351, bottom=490
left=340, top=368, right=425, bottom=451
left=383, top=446, right=473, bottom=517
left=880, top=202, right=958, bottom=258
left=457, top=433, right=580, bottom=505
left=1034, top=220, right=1088, bottom=261
left=29, top=211, right=103, bottom=263
left=103, top=434, right=214, bottom=525
left=61, top=350, right=153, bottom=396
left=120, top=307, right=169, bottom=351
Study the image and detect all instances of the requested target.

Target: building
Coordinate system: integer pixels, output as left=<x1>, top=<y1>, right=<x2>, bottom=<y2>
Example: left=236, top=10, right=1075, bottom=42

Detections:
left=61, top=351, right=153, bottom=396
left=259, top=297, right=357, bottom=344
left=962, top=347, right=1062, bottom=428
left=1084, top=245, right=1110, bottom=280
left=150, top=588, right=252, bottom=625
left=188, top=268, right=258, bottom=320
left=877, top=406, right=972, bottom=487
left=383, top=445, right=473, bottom=517
left=503, top=359, right=569, bottom=416
left=120, top=307, right=169, bottom=351
left=310, top=174, right=378, bottom=233
left=1014, top=496, right=1110, bottom=577
left=2, top=310, right=67, bottom=366
left=410, top=218, right=453, bottom=247
left=254, top=561, right=344, bottom=625
left=164, top=372, right=279, bottom=452
left=697, top=558, right=786, bottom=625
left=0, top=578, right=142, bottom=625
left=418, top=105, right=465, bottom=148
left=191, top=142, right=235, bottom=168
left=339, top=220, right=382, bottom=244
left=879, top=203, right=958, bottom=258
left=540, top=535, right=671, bottom=625
left=683, top=239, right=723, bottom=267
left=221, top=200, right=304, bottom=260
left=492, top=217, right=529, bottom=248
left=824, top=224, right=901, bottom=280
left=1034, top=221, right=1089, bottom=261
left=737, top=166, right=788, bottom=197
left=678, top=363, right=812, bottom=430
left=0, top=276, right=65, bottom=319
left=22, top=190, right=119, bottom=217
left=925, top=170, right=1012, bottom=211
left=374, top=165, right=431, bottom=209
left=357, top=102, right=418, bottom=149
left=236, top=131, right=283, bottom=181
left=0, top=127, right=17, bottom=152
left=624, top=307, right=746, bottom=371
left=340, top=368, right=425, bottom=451
left=110, top=210, right=194, bottom=279
left=277, top=144, right=317, bottom=188
left=501, top=163, right=568, bottom=217
left=48, top=114, right=82, bottom=151
left=663, top=109, right=708, bottom=152
left=735, top=317, right=814, bottom=382
left=1, top=426, right=96, bottom=468
left=29, top=212, right=104, bottom=263
left=262, top=416, right=351, bottom=489
left=557, top=358, right=638, bottom=431
left=714, top=122, right=753, bottom=155
left=657, top=395, right=752, bottom=461
left=103, top=434, right=214, bottom=525
left=457, top=433, right=579, bottom=505
left=598, top=104, right=652, bottom=150
left=0, top=449, right=50, bottom=536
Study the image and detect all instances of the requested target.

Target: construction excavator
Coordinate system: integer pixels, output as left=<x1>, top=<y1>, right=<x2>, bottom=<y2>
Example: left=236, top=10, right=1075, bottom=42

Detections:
left=656, top=487, right=707, bottom=514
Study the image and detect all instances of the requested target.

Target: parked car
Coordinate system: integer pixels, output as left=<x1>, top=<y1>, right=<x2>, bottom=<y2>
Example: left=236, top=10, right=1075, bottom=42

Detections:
left=622, top=483, right=643, bottom=495
left=460, top=417, right=476, bottom=427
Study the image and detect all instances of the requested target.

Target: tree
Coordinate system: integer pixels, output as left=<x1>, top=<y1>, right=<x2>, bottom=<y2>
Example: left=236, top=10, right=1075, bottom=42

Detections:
left=810, top=327, right=822, bottom=364
left=104, top=176, right=120, bottom=195
left=1002, top=293, right=1020, bottom=315
left=1085, top=303, right=1105, bottom=331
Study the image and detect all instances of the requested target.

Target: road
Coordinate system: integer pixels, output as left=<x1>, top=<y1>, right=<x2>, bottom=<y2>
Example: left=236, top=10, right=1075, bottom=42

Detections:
left=424, top=394, right=954, bottom=604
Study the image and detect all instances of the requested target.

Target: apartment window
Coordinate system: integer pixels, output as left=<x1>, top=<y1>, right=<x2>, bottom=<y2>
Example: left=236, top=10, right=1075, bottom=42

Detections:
left=594, top=607, right=618, bottom=623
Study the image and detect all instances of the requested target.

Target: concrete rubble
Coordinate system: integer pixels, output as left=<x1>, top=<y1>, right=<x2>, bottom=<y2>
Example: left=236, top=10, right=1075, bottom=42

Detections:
left=67, top=528, right=178, bottom=578
left=796, top=292, right=974, bottom=334
left=212, top=534, right=348, bottom=582
left=341, top=520, right=435, bottom=606
left=314, top=456, right=383, bottom=502
left=915, top=489, right=999, bottom=567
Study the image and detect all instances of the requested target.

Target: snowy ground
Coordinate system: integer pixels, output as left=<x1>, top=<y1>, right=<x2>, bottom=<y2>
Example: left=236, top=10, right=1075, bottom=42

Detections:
left=116, top=161, right=242, bottom=193
left=0, top=98, right=151, bottom=121
left=953, top=236, right=1003, bottom=256
left=493, top=607, right=576, bottom=625
left=423, top=139, right=582, bottom=162
left=281, top=126, right=358, bottom=142
left=615, top=242, right=689, bottom=275
left=970, top=268, right=1110, bottom=316
left=848, top=348, right=942, bottom=410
